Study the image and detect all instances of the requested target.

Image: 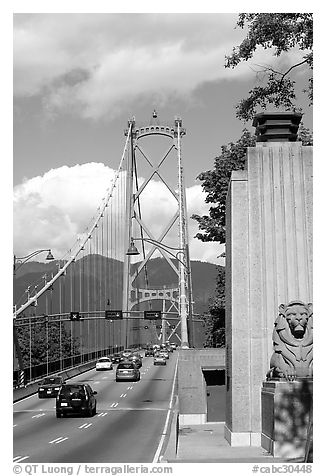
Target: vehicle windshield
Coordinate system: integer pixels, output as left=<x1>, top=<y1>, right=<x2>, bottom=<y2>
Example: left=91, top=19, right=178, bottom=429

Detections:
left=98, top=358, right=111, bottom=362
left=60, top=385, right=85, bottom=396
left=118, top=363, right=135, bottom=369
left=42, top=377, right=62, bottom=385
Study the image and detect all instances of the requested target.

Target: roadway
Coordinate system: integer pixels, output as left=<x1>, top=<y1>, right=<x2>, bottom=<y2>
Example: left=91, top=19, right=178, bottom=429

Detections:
left=13, top=351, right=178, bottom=463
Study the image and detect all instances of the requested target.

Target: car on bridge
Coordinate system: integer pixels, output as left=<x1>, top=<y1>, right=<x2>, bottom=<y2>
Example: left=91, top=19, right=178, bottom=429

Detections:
left=38, top=376, right=65, bottom=398
left=56, top=383, right=97, bottom=418
left=160, top=349, right=169, bottom=360
left=153, top=352, right=167, bottom=366
left=121, top=348, right=133, bottom=359
left=145, top=346, right=155, bottom=357
left=96, top=357, right=113, bottom=371
left=111, top=352, right=123, bottom=364
left=129, top=354, right=142, bottom=368
left=116, top=361, right=140, bottom=382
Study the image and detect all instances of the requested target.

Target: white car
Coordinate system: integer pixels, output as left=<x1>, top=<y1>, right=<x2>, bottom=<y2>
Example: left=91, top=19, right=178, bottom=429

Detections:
left=96, top=357, right=113, bottom=371
left=153, top=353, right=167, bottom=366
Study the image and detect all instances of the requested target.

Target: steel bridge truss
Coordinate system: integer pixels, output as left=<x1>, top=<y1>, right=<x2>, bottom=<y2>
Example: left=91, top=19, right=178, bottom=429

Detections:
left=122, top=113, right=194, bottom=347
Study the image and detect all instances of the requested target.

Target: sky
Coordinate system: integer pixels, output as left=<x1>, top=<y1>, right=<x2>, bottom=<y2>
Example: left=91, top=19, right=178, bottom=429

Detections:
left=12, top=7, right=314, bottom=266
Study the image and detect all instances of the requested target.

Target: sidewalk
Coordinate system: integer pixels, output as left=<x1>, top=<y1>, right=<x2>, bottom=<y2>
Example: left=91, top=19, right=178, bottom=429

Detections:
left=163, top=422, right=290, bottom=463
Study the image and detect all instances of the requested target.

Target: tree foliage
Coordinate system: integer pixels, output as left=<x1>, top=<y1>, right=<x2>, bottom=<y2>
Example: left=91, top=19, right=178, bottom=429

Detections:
left=192, top=129, right=256, bottom=244
left=16, top=321, right=80, bottom=367
left=225, top=13, right=313, bottom=121
left=204, top=269, right=225, bottom=347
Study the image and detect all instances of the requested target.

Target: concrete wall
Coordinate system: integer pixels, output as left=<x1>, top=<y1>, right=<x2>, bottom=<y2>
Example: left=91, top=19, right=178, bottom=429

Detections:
left=177, top=348, right=225, bottom=425
left=225, top=142, right=313, bottom=446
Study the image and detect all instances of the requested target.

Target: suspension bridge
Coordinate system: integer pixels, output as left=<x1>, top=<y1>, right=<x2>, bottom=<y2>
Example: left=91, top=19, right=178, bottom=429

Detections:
left=13, top=112, right=204, bottom=387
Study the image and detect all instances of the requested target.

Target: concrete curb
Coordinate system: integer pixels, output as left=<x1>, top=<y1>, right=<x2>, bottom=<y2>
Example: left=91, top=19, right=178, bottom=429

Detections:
left=160, top=405, right=179, bottom=462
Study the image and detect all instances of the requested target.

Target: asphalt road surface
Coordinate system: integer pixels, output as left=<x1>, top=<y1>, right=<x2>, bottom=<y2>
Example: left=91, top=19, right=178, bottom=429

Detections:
left=13, top=351, right=178, bottom=463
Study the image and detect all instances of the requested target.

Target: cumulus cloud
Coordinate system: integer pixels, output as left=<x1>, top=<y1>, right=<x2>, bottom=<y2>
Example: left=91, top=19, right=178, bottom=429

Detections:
left=13, top=162, right=223, bottom=264
left=13, top=13, right=253, bottom=120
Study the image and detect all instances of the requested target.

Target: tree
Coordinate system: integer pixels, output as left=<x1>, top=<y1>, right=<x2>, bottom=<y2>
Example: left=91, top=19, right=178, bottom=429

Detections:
left=192, top=129, right=256, bottom=244
left=225, top=13, right=313, bottom=121
left=204, top=269, right=225, bottom=347
left=16, top=320, right=80, bottom=368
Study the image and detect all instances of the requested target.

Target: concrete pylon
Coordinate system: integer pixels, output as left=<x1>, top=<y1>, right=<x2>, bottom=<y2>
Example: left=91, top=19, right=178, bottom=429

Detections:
left=225, top=112, right=313, bottom=446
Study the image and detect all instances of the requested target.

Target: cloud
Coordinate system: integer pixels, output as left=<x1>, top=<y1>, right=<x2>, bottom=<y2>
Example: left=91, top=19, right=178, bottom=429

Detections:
left=13, top=162, right=223, bottom=264
left=13, top=13, right=250, bottom=120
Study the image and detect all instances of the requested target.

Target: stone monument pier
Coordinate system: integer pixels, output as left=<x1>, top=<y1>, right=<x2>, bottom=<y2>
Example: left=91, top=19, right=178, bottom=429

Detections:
left=225, top=112, right=313, bottom=448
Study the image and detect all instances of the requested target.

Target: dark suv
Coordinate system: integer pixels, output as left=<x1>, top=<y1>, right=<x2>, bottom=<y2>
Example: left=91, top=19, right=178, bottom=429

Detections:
left=38, top=376, right=65, bottom=398
left=56, top=383, right=97, bottom=418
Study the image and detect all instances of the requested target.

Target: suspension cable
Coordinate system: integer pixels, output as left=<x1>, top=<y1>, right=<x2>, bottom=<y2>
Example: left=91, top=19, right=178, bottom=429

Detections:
left=14, top=122, right=133, bottom=319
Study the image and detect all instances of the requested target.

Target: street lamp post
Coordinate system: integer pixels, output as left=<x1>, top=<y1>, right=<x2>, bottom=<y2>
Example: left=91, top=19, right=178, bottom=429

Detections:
left=126, top=236, right=191, bottom=347
left=13, top=248, right=54, bottom=388
left=13, top=249, right=54, bottom=276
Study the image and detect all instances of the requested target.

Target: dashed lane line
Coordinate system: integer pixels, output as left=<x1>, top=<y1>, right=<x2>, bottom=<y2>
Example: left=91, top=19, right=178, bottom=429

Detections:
left=13, top=456, right=29, bottom=463
left=110, top=402, right=119, bottom=408
left=32, top=413, right=46, bottom=419
left=78, top=423, right=93, bottom=429
left=49, top=436, right=69, bottom=444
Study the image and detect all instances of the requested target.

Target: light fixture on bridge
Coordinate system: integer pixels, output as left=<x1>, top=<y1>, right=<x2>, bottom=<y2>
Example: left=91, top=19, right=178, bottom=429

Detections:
left=46, top=250, right=55, bottom=261
left=126, top=238, right=140, bottom=256
left=13, top=248, right=55, bottom=275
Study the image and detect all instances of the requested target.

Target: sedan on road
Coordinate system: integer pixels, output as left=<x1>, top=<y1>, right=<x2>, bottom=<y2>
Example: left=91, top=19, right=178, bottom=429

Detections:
left=96, top=357, right=113, bottom=371
left=56, top=383, right=97, bottom=418
left=111, top=352, right=123, bottom=364
left=121, top=348, right=134, bottom=359
left=145, top=346, right=154, bottom=357
left=160, top=350, right=169, bottom=360
left=153, top=353, right=167, bottom=366
left=38, top=376, right=65, bottom=398
left=116, top=362, right=140, bottom=382
left=129, top=355, right=142, bottom=368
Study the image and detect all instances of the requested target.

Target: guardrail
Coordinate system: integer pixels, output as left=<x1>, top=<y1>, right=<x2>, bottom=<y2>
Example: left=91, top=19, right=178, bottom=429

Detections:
left=13, top=360, right=98, bottom=403
left=13, top=345, right=143, bottom=403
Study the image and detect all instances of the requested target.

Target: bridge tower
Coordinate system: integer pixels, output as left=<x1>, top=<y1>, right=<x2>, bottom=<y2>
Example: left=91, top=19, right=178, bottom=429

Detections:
left=122, top=112, right=193, bottom=348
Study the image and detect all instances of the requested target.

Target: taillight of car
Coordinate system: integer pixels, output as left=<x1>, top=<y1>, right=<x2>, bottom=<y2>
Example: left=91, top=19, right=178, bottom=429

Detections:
left=54, top=387, right=60, bottom=390
left=39, top=387, right=44, bottom=391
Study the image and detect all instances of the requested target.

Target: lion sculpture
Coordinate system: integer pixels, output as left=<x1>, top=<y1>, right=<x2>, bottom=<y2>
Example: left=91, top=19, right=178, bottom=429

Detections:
left=267, top=301, right=313, bottom=380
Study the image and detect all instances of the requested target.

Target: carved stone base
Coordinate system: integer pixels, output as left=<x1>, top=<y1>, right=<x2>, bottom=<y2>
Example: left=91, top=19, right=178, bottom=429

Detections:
left=261, top=380, right=312, bottom=459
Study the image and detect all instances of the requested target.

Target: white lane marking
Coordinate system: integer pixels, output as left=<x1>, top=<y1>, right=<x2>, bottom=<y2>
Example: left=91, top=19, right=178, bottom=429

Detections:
left=49, top=436, right=68, bottom=444
left=127, top=386, right=133, bottom=390
left=32, top=413, right=46, bottom=419
left=97, top=412, right=107, bottom=417
left=13, top=456, right=29, bottom=462
left=120, top=393, right=127, bottom=398
left=152, top=357, right=178, bottom=463
left=78, top=423, right=92, bottom=429
left=110, top=402, right=119, bottom=408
